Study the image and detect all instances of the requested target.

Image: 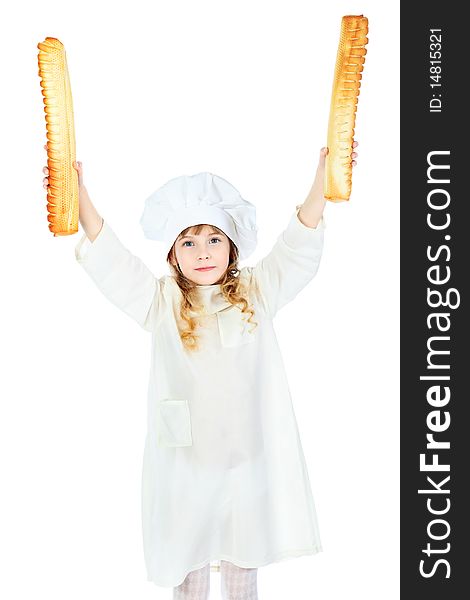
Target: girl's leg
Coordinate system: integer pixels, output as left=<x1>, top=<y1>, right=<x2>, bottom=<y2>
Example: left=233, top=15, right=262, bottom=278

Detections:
left=220, top=560, right=258, bottom=600
left=173, top=563, right=210, bottom=600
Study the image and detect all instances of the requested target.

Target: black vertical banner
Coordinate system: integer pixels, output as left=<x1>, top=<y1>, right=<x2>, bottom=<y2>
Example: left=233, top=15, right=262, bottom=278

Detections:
left=401, top=3, right=468, bottom=598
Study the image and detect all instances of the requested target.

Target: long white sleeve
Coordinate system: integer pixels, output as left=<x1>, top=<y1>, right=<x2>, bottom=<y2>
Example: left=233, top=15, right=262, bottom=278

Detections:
left=75, top=221, right=163, bottom=332
left=245, top=208, right=325, bottom=318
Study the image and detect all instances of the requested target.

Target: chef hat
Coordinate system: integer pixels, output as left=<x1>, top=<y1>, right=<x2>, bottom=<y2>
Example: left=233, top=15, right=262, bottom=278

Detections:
left=139, top=172, right=258, bottom=261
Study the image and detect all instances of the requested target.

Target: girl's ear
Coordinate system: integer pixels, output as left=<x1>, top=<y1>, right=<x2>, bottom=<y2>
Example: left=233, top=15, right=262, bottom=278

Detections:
left=168, top=247, right=178, bottom=267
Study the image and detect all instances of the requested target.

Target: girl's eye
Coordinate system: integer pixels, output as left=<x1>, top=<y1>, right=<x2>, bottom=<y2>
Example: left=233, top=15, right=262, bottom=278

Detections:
left=181, top=237, right=221, bottom=247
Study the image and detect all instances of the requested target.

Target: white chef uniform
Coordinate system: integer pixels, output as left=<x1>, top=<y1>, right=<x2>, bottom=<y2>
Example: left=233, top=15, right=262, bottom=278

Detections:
left=75, top=207, right=325, bottom=588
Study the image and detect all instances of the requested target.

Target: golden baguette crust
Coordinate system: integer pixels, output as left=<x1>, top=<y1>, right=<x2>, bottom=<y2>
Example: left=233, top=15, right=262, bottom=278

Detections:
left=37, top=37, right=79, bottom=235
left=325, top=15, right=369, bottom=202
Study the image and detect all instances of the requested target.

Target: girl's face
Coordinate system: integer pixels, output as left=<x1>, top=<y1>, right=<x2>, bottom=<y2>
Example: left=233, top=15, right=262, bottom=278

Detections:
left=171, top=224, right=231, bottom=285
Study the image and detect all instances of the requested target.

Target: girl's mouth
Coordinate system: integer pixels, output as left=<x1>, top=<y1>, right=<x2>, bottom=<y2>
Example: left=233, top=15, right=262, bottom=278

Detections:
left=195, top=267, right=216, bottom=272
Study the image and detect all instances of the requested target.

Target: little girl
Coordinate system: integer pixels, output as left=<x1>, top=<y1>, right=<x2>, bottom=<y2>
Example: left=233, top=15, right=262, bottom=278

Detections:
left=42, top=142, right=358, bottom=600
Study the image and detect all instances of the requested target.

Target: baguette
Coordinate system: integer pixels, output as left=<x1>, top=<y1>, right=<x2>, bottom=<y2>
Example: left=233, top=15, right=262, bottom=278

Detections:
left=37, top=37, right=79, bottom=235
left=324, top=15, right=369, bottom=202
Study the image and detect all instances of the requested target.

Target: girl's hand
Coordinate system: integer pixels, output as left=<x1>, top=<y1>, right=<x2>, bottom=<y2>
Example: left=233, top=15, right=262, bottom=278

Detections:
left=298, top=140, right=360, bottom=227
left=42, top=143, right=84, bottom=188
left=317, top=139, right=359, bottom=170
left=351, top=140, right=358, bottom=166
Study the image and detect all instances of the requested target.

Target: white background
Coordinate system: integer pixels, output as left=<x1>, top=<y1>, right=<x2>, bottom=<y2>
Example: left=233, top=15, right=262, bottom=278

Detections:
left=0, top=1, right=399, bottom=598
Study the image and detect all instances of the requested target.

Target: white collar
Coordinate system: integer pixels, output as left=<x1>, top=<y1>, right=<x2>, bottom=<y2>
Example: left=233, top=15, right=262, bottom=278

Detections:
left=194, top=284, right=232, bottom=316
left=167, top=278, right=233, bottom=316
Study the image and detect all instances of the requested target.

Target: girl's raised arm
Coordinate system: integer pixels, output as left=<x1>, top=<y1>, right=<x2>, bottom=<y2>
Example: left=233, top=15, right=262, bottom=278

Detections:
left=43, top=151, right=164, bottom=332
left=244, top=207, right=325, bottom=319
left=72, top=160, right=103, bottom=243
left=74, top=220, right=163, bottom=332
left=244, top=143, right=358, bottom=318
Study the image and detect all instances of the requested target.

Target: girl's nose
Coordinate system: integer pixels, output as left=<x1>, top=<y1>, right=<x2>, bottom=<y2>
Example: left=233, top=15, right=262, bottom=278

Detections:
left=197, top=248, right=211, bottom=259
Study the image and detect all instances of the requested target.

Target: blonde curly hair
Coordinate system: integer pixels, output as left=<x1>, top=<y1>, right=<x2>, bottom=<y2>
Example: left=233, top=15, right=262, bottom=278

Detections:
left=167, top=223, right=258, bottom=352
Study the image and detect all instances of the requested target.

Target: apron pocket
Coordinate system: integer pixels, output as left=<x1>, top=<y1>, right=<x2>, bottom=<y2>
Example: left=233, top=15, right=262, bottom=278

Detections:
left=156, top=399, right=193, bottom=447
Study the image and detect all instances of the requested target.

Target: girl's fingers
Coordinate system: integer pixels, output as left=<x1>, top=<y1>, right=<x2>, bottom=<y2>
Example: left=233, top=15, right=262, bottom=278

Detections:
left=42, top=144, right=82, bottom=181
left=352, top=139, right=358, bottom=166
left=318, top=147, right=328, bottom=165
